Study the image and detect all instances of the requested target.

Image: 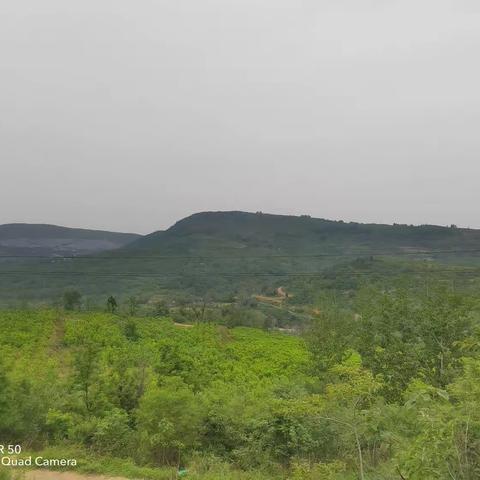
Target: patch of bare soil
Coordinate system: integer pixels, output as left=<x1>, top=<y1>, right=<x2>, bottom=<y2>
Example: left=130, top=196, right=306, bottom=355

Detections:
left=254, top=295, right=283, bottom=305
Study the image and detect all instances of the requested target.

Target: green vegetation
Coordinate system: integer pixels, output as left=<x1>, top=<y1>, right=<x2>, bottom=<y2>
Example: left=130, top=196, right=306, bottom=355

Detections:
left=0, top=223, right=140, bottom=257
left=2, top=211, right=480, bottom=307
left=2, top=212, right=480, bottom=478
left=1, top=283, right=480, bottom=479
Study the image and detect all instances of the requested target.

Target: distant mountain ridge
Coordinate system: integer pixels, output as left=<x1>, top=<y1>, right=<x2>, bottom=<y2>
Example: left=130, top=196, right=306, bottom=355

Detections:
left=0, top=223, right=141, bottom=256
left=124, top=211, right=480, bottom=257
left=2, top=212, right=480, bottom=304
left=4, top=212, right=480, bottom=258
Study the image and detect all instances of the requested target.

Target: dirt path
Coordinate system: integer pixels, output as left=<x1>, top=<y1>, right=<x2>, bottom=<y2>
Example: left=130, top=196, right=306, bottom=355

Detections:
left=24, top=470, right=129, bottom=480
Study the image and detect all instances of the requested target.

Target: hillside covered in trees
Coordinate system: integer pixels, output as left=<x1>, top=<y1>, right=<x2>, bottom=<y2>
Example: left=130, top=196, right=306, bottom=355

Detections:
left=126, top=211, right=480, bottom=255
left=2, top=211, right=480, bottom=309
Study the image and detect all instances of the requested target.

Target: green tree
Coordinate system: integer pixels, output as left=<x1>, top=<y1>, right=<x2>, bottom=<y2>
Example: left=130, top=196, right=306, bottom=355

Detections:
left=93, top=408, right=133, bottom=456
left=306, top=307, right=356, bottom=374
left=399, top=358, right=480, bottom=479
left=65, top=316, right=115, bottom=412
left=153, top=300, right=170, bottom=317
left=354, top=287, right=473, bottom=399
left=319, top=352, right=384, bottom=480
left=127, top=296, right=139, bottom=316
left=107, top=295, right=118, bottom=314
left=124, top=319, right=139, bottom=342
left=63, top=289, right=82, bottom=311
left=136, top=378, right=203, bottom=466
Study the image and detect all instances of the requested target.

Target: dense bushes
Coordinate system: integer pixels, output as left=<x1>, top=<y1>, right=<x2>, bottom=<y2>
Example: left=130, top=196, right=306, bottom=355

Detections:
left=0, top=287, right=480, bottom=478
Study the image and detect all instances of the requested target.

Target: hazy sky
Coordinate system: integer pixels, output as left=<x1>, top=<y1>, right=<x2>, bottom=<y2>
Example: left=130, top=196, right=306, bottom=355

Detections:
left=1, top=1, right=480, bottom=233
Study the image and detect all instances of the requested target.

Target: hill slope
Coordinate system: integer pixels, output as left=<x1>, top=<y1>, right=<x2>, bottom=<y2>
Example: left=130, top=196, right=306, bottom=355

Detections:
left=2, top=212, right=480, bottom=305
left=0, top=223, right=141, bottom=256
left=125, top=211, right=480, bottom=257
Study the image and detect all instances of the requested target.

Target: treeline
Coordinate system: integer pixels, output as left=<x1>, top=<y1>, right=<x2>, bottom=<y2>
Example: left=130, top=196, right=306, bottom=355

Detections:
left=0, top=285, right=480, bottom=479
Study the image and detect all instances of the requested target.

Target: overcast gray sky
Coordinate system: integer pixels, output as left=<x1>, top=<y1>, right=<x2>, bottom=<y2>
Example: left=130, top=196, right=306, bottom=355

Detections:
left=1, top=1, right=480, bottom=233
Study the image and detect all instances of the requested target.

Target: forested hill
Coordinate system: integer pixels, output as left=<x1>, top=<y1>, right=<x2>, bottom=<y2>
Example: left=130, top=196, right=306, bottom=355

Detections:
left=2, top=212, right=480, bottom=305
left=0, top=223, right=141, bottom=256
left=123, top=211, right=480, bottom=257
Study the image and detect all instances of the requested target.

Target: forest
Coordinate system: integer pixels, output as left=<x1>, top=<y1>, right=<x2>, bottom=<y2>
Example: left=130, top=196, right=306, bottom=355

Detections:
left=1, top=281, right=480, bottom=479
